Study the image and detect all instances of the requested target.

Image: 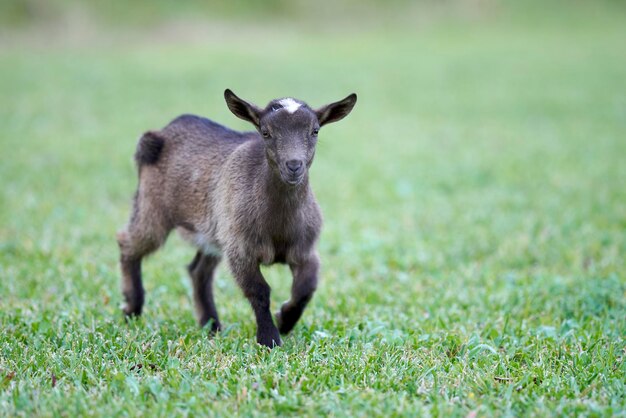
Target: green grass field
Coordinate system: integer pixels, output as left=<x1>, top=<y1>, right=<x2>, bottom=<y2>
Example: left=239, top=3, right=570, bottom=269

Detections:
left=1, top=2, right=625, bottom=416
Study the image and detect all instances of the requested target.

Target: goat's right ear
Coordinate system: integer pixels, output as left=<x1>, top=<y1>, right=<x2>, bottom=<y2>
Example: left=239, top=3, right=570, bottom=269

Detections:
left=224, top=89, right=262, bottom=127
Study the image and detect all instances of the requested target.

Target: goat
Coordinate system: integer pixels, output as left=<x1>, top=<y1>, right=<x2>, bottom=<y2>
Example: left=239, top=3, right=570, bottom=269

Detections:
left=116, top=89, right=357, bottom=347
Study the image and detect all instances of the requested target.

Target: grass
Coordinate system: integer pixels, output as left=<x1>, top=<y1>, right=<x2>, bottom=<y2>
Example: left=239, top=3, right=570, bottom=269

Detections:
left=1, top=2, right=625, bottom=416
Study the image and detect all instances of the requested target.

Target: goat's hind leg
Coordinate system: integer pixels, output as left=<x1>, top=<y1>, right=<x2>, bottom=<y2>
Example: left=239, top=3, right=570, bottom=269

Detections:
left=188, top=251, right=222, bottom=332
left=117, top=230, right=150, bottom=317
left=116, top=206, right=170, bottom=317
left=277, top=254, right=319, bottom=335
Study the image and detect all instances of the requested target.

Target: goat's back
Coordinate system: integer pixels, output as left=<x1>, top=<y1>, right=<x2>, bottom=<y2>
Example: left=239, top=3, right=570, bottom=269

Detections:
left=134, top=114, right=258, bottom=229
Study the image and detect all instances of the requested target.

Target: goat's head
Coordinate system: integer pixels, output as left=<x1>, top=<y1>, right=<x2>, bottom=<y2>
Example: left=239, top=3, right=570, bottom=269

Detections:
left=225, top=89, right=357, bottom=186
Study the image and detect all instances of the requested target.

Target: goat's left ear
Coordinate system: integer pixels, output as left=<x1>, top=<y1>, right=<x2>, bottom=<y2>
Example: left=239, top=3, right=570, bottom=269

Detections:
left=224, top=89, right=262, bottom=127
left=315, top=93, right=357, bottom=127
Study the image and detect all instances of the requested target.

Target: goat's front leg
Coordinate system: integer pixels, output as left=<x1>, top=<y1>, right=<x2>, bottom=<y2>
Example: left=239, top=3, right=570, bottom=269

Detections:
left=277, top=253, right=319, bottom=335
left=230, top=260, right=282, bottom=348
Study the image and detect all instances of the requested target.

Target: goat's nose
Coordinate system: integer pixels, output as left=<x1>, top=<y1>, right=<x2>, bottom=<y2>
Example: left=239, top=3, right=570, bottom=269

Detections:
left=286, top=159, right=303, bottom=173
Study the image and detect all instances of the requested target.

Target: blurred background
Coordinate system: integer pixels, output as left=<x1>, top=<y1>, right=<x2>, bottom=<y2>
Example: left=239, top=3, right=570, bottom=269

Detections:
left=1, top=0, right=625, bottom=415
left=2, top=0, right=625, bottom=314
left=1, top=0, right=624, bottom=314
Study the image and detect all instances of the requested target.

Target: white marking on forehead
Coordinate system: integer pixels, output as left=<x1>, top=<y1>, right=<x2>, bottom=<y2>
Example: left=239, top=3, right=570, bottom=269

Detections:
left=278, top=98, right=301, bottom=114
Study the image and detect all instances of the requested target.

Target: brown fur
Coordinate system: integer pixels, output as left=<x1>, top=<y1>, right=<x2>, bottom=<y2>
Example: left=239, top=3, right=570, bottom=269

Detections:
left=117, top=90, right=357, bottom=348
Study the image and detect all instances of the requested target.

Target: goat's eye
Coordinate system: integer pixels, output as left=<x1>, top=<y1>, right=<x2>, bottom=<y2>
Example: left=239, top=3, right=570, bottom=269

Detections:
left=312, top=128, right=319, bottom=136
left=261, top=130, right=270, bottom=138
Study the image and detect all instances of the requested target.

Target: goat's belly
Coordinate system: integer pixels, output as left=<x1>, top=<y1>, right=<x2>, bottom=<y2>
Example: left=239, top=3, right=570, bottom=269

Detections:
left=258, top=240, right=292, bottom=266
left=177, top=227, right=222, bottom=256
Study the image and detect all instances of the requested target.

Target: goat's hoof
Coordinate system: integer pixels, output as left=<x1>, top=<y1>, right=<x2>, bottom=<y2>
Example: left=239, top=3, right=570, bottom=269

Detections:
left=275, top=311, right=295, bottom=335
left=203, top=319, right=221, bottom=335
left=257, top=330, right=282, bottom=348
left=275, top=311, right=288, bottom=334
left=122, top=304, right=142, bottom=319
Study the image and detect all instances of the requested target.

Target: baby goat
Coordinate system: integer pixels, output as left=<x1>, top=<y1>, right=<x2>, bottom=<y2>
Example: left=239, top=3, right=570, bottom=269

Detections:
left=117, top=89, right=357, bottom=347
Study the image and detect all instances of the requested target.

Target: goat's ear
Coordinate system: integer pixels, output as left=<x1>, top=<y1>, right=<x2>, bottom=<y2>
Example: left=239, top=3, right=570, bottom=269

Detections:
left=315, top=93, right=357, bottom=127
left=224, top=89, right=262, bottom=127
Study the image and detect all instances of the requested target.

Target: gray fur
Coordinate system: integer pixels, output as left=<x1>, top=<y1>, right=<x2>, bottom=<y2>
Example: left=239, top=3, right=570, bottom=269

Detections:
left=117, top=90, right=357, bottom=348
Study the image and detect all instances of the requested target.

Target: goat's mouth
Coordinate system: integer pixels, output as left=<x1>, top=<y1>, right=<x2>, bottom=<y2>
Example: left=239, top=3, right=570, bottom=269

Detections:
left=281, top=172, right=305, bottom=186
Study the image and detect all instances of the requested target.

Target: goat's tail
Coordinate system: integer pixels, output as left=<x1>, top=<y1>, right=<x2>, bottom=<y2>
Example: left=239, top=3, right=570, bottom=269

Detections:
left=134, top=131, right=165, bottom=166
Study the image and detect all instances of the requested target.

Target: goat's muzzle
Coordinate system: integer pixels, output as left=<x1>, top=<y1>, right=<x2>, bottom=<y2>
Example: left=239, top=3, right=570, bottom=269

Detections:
left=283, top=159, right=305, bottom=185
